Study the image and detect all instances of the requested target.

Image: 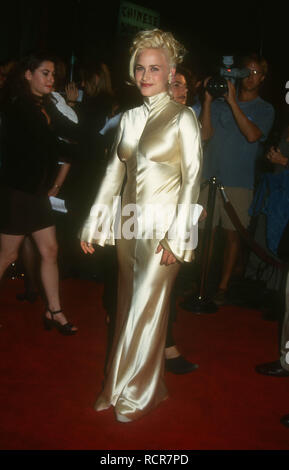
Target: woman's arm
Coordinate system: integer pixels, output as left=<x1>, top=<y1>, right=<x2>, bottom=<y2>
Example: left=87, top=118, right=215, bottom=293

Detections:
left=80, top=113, right=126, bottom=249
left=48, top=162, right=71, bottom=197
left=160, top=107, right=203, bottom=263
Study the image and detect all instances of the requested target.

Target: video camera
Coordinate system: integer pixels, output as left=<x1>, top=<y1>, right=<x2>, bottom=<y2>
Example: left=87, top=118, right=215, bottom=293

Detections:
left=206, top=56, right=250, bottom=99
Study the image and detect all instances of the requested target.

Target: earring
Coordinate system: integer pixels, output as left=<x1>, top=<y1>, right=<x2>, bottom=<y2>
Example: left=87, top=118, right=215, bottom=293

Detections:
left=168, top=72, right=172, bottom=85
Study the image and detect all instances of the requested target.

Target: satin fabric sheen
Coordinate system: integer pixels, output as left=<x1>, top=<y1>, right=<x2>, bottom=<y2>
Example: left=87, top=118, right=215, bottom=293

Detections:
left=80, top=92, right=203, bottom=421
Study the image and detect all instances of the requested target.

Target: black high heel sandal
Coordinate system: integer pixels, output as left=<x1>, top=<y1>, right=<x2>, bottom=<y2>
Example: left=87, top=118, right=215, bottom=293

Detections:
left=43, top=308, right=77, bottom=336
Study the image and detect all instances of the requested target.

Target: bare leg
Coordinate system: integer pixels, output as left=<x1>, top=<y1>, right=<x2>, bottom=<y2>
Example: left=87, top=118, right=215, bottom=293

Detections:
left=218, top=229, right=241, bottom=291
left=165, top=345, right=180, bottom=359
left=31, top=226, right=77, bottom=330
left=0, top=234, right=24, bottom=327
left=0, top=233, right=25, bottom=281
left=233, top=239, right=248, bottom=279
left=19, top=236, right=39, bottom=297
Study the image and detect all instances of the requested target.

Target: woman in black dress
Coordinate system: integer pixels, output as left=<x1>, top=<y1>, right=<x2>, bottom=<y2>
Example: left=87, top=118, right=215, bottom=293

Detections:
left=0, top=53, right=77, bottom=335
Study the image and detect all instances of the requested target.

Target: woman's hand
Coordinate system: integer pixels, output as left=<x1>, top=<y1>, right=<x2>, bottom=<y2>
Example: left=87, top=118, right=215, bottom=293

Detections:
left=80, top=241, right=95, bottom=254
left=156, top=244, right=177, bottom=265
left=65, top=82, right=79, bottom=105
left=267, top=146, right=288, bottom=166
left=199, top=208, right=207, bottom=222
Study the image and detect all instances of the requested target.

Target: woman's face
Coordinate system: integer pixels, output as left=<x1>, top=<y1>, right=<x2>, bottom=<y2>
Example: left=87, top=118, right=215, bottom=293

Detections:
left=134, top=48, right=173, bottom=97
left=24, top=61, right=55, bottom=96
left=170, top=73, right=188, bottom=104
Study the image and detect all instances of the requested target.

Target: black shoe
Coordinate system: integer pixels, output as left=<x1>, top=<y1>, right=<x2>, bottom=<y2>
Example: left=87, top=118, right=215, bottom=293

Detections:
left=165, top=355, right=199, bottom=375
left=255, top=360, right=289, bottom=377
left=280, top=414, right=289, bottom=428
left=43, top=308, right=77, bottom=336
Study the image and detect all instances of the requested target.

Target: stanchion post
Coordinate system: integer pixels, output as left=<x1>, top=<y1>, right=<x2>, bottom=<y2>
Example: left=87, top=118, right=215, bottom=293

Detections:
left=181, top=176, right=218, bottom=313
left=199, top=177, right=218, bottom=299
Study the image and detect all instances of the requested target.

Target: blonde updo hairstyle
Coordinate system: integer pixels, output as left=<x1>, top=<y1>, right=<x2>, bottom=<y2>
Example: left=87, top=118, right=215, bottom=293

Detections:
left=129, top=29, right=186, bottom=84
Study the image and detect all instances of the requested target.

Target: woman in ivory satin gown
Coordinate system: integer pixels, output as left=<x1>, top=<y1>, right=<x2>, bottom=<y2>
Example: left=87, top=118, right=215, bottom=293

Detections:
left=80, top=29, right=203, bottom=422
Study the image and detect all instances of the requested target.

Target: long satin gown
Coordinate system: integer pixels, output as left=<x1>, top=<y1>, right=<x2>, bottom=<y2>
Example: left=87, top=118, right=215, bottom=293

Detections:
left=81, top=91, right=203, bottom=421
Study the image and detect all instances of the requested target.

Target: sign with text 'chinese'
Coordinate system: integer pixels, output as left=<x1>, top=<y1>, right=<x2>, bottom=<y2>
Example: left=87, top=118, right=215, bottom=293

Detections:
left=118, top=1, right=160, bottom=36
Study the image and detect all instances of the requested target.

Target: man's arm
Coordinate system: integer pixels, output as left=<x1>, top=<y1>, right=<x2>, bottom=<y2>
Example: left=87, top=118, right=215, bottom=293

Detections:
left=199, top=96, right=214, bottom=141
left=199, top=78, right=214, bottom=141
left=225, top=81, right=262, bottom=143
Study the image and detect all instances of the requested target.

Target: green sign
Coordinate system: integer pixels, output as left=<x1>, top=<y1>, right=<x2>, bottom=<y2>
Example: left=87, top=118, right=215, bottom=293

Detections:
left=118, top=1, right=160, bottom=36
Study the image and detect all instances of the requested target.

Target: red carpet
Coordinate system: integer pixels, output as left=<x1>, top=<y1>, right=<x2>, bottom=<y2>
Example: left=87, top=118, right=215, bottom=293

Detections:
left=0, top=278, right=289, bottom=450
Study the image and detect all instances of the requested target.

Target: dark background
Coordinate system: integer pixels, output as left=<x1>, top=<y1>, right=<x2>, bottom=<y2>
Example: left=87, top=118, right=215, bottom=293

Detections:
left=1, top=0, right=288, bottom=128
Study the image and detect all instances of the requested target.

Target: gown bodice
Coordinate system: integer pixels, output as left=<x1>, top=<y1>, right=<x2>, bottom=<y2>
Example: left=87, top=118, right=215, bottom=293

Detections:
left=81, top=91, right=203, bottom=262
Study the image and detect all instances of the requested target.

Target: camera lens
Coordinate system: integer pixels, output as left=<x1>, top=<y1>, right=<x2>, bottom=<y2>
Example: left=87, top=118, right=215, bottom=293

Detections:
left=206, top=77, right=228, bottom=98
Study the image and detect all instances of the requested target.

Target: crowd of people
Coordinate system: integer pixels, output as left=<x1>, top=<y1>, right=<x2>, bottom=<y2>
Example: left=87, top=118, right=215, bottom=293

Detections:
left=0, top=28, right=288, bottom=426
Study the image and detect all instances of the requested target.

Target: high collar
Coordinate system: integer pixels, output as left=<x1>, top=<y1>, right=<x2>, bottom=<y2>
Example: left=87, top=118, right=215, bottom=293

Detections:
left=143, top=91, right=171, bottom=112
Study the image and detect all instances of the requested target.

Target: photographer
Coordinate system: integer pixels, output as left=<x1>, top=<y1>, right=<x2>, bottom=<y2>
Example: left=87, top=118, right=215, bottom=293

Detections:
left=199, top=54, right=275, bottom=303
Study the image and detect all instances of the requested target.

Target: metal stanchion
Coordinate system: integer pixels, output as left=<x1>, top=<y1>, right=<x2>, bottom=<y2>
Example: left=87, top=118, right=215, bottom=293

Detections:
left=181, top=177, right=218, bottom=314
left=182, top=177, right=287, bottom=314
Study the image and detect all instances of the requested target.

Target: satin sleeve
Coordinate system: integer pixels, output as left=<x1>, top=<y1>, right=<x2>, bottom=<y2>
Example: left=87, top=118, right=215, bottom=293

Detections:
left=80, top=113, right=126, bottom=246
left=160, top=108, right=203, bottom=262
